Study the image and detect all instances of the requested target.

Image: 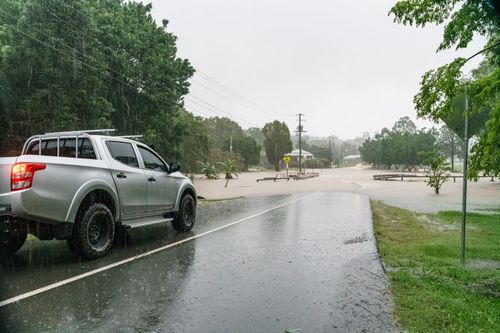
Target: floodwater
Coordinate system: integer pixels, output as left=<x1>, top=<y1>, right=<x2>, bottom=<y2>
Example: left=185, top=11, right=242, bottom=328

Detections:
left=0, top=192, right=397, bottom=332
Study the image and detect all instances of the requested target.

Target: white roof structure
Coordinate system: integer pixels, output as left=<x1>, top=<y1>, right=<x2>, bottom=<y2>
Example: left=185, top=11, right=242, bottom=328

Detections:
left=343, top=154, right=361, bottom=160
left=285, top=149, right=314, bottom=158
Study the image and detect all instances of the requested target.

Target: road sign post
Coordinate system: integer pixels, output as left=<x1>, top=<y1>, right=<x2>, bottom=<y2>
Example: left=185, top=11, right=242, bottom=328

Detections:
left=283, top=156, right=291, bottom=178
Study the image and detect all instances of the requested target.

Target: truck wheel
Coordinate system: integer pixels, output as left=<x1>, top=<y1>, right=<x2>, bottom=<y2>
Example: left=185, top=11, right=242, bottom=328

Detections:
left=0, top=218, right=28, bottom=256
left=67, top=203, right=115, bottom=260
left=172, top=194, right=196, bottom=232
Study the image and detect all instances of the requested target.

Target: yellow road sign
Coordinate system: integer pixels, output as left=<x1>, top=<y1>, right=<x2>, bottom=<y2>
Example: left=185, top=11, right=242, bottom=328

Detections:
left=283, top=156, right=291, bottom=163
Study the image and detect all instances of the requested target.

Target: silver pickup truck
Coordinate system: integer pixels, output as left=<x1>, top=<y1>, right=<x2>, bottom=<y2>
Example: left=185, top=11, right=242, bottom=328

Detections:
left=0, top=129, right=197, bottom=260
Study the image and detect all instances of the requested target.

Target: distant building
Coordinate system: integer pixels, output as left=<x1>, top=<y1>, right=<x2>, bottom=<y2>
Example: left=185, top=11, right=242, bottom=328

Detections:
left=284, top=149, right=315, bottom=162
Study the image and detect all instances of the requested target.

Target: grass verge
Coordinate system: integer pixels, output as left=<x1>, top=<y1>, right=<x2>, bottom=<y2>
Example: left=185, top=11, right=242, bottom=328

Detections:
left=371, top=201, right=500, bottom=332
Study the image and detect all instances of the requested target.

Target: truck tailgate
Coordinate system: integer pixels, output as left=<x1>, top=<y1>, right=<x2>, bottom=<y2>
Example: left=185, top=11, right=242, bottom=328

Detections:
left=0, top=157, right=16, bottom=214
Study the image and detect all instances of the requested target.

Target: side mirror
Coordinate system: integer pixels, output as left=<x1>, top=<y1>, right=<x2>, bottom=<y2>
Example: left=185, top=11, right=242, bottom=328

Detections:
left=169, top=161, right=181, bottom=173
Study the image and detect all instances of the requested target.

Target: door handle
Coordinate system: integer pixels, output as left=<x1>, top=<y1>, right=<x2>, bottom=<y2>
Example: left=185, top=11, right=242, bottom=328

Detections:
left=148, top=177, right=156, bottom=182
left=117, top=173, right=127, bottom=179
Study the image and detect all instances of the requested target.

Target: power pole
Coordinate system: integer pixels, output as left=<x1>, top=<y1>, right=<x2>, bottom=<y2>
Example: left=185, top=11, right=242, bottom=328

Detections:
left=229, top=135, right=233, bottom=155
left=295, top=113, right=306, bottom=175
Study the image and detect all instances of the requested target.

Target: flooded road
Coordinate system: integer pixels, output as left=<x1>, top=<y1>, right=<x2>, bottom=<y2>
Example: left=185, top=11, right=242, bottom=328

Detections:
left=0, top=192, right=396, bottom=332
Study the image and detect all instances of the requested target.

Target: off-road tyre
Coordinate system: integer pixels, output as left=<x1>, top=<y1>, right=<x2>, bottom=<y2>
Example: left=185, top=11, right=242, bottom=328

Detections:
left=67, top=203, right=115, bottom=260
left=172, top=194, right=196, bottom=232
left=0, top=217, right=28, bottom=256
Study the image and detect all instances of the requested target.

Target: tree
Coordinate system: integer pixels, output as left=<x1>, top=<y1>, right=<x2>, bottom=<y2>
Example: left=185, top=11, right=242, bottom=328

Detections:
left=225, top=135, right=260, bottom=170
left=359, top=118, right=437, bottom=170
left=245, top=127, right=265, bottom=146
left=420, top=150, right=451, bottom=194
left=390, top=0, right=500, bottom=177
left=197, top=161, right=219, bottom=179
left=392, top=116, right=417, bottom=135
left=204, top=117, right=244, bottom=151
left=262, top=121, right=293, bottom=171
left=174, top=110, right=211, bottom=174
left=437, top=125, right=463, bottom=172
left=218, top=159, right=238, bottom=188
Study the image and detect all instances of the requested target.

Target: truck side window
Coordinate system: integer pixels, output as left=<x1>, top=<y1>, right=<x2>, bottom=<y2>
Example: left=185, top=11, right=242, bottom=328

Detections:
left=41, top=139, right=58, bottom=156
left=106, top=141, right=139, bottom=168
left=138, top=146, right=167, bottom=172
left=78, top=138, right=96, bottom=159
left=26, top=141, right=40, bottom=155
left=59, top=138, right=76, bottom=158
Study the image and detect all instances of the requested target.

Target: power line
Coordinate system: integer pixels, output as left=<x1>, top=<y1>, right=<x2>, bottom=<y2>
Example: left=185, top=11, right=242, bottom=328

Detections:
left=36, top=5, right=289, bottom=122
left=185, top=96, right=259, bottom=127
left=191, top=78, right=281, bottom=117
left=196, top=70, right=293, bottom=117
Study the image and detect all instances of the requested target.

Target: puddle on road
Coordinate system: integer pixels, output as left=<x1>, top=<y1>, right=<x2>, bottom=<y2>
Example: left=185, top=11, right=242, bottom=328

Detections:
left=343, top=233, right=372, bottom=245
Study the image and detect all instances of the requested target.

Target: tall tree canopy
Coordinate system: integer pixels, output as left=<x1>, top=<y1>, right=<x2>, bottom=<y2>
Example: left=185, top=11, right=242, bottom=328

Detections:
left=204, top=117, right=244, bottom=150
left=203, top=117, right=260, bottom=170
left=262, top=120, right=292, bottom=171
left=390, top=0, right=500, bottom=177
left=359, top=117, right=437, bottom=170
left=0, top=0, right=194, bottom=163
left=437, top=125, right=464, bottom=172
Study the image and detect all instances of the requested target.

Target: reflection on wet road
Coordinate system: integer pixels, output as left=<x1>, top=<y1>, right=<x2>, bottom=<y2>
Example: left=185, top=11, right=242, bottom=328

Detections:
left=0, top=192, right=395, bottom=332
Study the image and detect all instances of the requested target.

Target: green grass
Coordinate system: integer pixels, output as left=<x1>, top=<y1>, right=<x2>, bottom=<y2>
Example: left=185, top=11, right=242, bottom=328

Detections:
left=371, top=201, right=500, bottom=333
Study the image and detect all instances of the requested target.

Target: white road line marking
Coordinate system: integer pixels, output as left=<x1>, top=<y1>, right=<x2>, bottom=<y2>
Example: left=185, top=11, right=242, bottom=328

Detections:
left=0, top=192, right=317, bottom=308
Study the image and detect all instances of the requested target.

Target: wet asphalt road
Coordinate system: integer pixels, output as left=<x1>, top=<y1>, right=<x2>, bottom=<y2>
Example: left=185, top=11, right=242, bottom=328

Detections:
left=0, top=192, right=395, bottom=332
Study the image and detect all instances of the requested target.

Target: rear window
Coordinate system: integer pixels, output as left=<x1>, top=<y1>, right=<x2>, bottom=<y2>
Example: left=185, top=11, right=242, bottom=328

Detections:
left=106, top=141, right=139, bottom=168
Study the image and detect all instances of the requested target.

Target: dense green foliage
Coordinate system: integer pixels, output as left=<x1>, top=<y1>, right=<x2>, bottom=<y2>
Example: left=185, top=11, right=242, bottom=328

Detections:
left=204, top=117, right=260, bottom=170
left=0, top=0, right=195, bottom=162
left=359, top=117, right=436, bottom=170
left=390, top=0, right=498, bottom=51
left=372, top=201, right=500, bottom=332
left=197, top=161, right=217, bottom=179
left=390, top=0, right=500, bottom=177
left=262, top=120, right=293, bottom=171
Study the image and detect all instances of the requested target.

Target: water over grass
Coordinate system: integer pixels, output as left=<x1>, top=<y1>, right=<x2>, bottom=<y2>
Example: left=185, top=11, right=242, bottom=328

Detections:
left=372, top=201, right=500, bottom=332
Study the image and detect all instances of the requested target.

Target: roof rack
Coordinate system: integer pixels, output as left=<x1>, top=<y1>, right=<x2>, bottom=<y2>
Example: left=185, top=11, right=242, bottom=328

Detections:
left=21, top=129, right=116, bottom=156
left=118, top=135, right=143, bottom=140
left=44, top=129, right=116, bottom=136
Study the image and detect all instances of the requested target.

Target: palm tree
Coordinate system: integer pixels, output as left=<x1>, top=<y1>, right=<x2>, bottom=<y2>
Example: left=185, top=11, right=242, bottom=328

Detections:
left=197, top=161, right=219, bottom=179
left=217, top=159, right=239, bottom=188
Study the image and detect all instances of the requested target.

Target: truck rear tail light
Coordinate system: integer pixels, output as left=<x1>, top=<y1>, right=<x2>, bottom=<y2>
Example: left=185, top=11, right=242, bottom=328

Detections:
left=11, top=163, right=46, bottom=191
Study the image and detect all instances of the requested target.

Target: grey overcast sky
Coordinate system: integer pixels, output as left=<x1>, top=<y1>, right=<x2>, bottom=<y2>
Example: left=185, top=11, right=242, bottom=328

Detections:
left=147, top=0, right=486, bottom=140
